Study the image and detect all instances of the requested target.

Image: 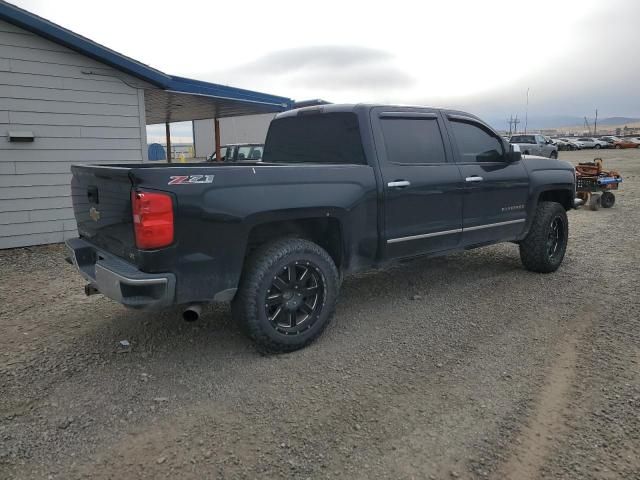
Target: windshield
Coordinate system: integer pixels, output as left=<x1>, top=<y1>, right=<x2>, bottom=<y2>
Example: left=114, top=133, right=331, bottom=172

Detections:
left=263, top=112, right=366, bottom=164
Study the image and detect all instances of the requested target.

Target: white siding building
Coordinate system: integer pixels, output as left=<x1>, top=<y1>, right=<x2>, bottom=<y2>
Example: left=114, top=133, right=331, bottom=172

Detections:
left=0, top=1, right=291, bottom=249
left=0, top=19, right=151, bottom=248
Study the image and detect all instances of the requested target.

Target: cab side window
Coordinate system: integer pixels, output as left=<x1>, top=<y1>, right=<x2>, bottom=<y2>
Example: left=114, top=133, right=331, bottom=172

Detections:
left=450, top=120, right=504, bottom=163
left=380, top=118, right=447, bottom=164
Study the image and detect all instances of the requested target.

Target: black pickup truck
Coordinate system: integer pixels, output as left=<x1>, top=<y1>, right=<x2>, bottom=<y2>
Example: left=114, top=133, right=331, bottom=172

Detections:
left=66, top=104, right=577, bottom=352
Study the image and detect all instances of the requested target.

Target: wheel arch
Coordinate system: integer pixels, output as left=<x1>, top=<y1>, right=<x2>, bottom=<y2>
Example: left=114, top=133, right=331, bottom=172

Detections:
left=537, top=188, right=574, bottom=211
left=518, top=185, right=574, bottom=241
left=244, top=213, right=346, bottom=271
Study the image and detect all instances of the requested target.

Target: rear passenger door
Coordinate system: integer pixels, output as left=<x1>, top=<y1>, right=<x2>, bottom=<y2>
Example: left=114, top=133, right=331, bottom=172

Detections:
left=444, top=114, right=529, bottom=246
left=371, top=108, right=464, bottom=259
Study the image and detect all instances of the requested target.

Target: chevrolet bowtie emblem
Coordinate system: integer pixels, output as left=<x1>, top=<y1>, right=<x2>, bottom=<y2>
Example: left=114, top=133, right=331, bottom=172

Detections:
left=89, top=206, right=101, bottom=222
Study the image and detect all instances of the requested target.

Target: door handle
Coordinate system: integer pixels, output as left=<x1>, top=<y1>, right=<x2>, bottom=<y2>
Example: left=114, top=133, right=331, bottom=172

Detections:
left=387, top=180, right=411, bottom=188
left=465, top=176, right=484, bottom=182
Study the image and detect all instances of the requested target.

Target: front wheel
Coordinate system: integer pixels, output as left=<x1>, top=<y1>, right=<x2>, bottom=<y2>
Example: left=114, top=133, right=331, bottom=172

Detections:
left=519, top=202, right=568, bottom=273
left=232, top=238, right=339, bottom=353
left=595, top=144, right=601, bottom=149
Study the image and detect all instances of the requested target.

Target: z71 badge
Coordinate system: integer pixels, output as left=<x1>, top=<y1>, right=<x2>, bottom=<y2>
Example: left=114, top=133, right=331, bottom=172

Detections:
left=168, top=175, right=214, bottom=185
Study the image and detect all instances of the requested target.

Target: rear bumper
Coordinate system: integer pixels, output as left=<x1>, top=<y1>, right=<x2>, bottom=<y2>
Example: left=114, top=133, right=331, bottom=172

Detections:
left=65, top=237, right=175, bottom=309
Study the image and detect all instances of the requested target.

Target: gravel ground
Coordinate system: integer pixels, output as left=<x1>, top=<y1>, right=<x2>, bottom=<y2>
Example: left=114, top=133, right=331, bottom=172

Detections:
left=1, top=149, right=639, bottom=480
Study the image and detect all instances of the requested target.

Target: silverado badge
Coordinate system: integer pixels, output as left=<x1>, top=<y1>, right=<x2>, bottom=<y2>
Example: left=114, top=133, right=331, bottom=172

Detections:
left=89, top=206, right=101, bottom=222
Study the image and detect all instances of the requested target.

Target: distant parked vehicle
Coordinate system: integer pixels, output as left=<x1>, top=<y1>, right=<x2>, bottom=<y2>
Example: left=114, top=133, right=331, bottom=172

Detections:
left=208, top=143, right=264, bottom=162
left=612, top=138, right=640, bottom=149
left=557, top=138, right=582, bottom=150
left=554, top=138, right=578, bottom=151
left=599, top=136, right=623, bottom=145
left=559, top=138, right=585, bottom=149
left=575, top=137, right=609, bottom=149
left=510, top=134, right=558, bottom=158
left=627, top=137, right=640, bottom=145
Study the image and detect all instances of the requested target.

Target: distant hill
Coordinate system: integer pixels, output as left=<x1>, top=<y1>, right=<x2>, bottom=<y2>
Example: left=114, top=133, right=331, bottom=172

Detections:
left=594, top=117, right=640, bottom=126
left=487, top=115, right=640, bottom=132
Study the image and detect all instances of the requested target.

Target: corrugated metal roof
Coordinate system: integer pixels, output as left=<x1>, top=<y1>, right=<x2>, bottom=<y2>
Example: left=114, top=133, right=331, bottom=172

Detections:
left=0, top=0, right=293, bottom=117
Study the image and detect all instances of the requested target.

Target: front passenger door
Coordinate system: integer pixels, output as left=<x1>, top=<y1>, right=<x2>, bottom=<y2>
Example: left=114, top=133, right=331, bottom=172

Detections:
left=446, top=115, right=529, bottom=246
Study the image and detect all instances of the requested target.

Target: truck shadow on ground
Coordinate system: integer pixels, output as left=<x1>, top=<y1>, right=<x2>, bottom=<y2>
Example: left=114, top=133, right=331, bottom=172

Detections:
left=67, top=243, right=526, bottom=363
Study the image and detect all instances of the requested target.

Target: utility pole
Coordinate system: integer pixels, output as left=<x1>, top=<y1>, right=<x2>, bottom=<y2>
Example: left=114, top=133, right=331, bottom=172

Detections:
left=594, top=109, right=598, bottom=136
left=524, top=88, right=530, bottom=134
left=507, top=115, right=514, bottom=136
left=513, top=114, right=521, bottom=134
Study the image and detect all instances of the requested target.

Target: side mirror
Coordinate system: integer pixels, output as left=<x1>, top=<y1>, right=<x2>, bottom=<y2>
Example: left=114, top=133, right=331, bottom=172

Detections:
left=507, top=143, right=522, bottom=162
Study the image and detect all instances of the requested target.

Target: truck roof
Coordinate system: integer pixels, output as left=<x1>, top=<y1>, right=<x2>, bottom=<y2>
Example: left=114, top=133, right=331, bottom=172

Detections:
left=275, top=103, right=485, bottom=124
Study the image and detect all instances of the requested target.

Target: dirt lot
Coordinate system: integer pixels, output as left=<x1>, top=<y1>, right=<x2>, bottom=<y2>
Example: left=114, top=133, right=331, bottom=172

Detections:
left=1, top=149, right=639, bottom=480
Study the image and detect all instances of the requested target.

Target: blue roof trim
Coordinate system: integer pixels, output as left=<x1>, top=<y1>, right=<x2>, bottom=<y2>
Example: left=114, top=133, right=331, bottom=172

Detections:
left=0, top=0, right=293, bottom=109
left=168, top=76, right=292, bottom=108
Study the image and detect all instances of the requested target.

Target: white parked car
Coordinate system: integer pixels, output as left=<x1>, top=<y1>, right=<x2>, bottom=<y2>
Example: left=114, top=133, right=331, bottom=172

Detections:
left=575, top=137, right=609, bottom=149
left=558, top=138, right=582, bottom=150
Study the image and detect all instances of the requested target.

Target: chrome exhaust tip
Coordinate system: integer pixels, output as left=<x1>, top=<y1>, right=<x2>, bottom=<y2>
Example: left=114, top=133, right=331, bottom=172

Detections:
left=182, top=304, right=202, bottom=322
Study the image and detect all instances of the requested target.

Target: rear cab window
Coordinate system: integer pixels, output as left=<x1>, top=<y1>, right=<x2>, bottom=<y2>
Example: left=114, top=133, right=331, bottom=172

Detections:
left=263, top=112, right=366, bottom=164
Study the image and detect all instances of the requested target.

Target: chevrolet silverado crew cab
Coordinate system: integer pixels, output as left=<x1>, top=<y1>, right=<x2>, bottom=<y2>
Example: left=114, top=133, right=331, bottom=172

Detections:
left=66, top=104, right=577, bottom=352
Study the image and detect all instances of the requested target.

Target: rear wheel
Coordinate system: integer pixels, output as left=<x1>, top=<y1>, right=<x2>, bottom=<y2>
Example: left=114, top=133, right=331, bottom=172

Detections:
left=595, top=144, right=601, bottom=149
left=550, top=151, right=558, bottom=159
left=615, top=144, right=621, bottom=149
left=232, top=238, right=339, bottom=353
left=519, top=201, right=568, bottom=273
left=601, top=191, right=615, bottom=208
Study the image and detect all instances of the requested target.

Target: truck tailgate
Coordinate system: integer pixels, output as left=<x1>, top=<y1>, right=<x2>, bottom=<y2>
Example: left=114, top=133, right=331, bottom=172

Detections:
left=70, top=165, right=135, bottom=259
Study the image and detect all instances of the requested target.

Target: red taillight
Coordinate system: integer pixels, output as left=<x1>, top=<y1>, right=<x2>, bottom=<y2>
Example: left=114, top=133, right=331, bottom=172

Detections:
left=131, top=191, right=174, bottom=249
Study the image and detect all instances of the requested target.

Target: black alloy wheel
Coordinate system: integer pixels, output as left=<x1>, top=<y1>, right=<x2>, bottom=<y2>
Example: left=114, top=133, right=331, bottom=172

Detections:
left=265, top=261, right=325, bottom=335
left=232, top=238, right=339, bottom=352
left=546, top=217, right=565, bottom=261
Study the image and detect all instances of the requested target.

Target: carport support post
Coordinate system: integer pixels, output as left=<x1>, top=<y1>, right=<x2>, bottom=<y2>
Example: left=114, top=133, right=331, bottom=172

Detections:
left=165, top=122, right=172, bottom=163
left=214, top=118, right=221, bottom=162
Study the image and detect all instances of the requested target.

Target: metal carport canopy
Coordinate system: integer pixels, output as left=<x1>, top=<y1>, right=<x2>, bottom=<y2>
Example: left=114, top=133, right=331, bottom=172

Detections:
left=0, top=1, right=293, bottom=124
left=144, top=76, right=292, bottom=124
